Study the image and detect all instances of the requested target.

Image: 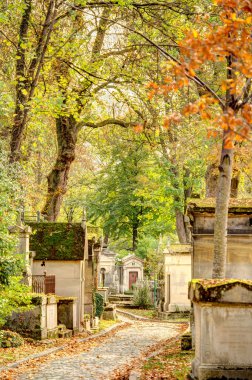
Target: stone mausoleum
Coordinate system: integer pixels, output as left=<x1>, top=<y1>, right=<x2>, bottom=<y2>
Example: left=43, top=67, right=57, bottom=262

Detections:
left=187, top=198, right=252, bottom=279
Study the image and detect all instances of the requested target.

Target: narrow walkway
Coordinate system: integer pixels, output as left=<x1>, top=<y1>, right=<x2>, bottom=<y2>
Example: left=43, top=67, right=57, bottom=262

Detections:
left=17, top=321, right=180, bottom=380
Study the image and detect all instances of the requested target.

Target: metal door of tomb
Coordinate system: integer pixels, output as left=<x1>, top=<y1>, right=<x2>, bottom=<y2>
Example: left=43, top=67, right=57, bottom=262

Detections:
left=129, top=271, right=138, bottom=289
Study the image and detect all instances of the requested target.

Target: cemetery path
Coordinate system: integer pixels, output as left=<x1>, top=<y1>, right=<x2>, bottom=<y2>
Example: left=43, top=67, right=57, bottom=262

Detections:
left=14, top=320, right=181, bottom=380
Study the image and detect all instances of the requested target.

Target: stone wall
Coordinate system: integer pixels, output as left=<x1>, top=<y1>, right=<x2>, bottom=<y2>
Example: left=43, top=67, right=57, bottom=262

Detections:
left=32, top=260, right=84, bottom=329
left=193, top=235, right=252, bottom=279
left=4, top=295, right=58, bottom=339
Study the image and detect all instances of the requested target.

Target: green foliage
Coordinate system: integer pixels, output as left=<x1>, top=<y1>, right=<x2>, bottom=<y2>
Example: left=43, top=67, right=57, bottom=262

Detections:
left=0, top=255, right=23, bottom=286
left=0, top=145, right=32, bottom=327
left=0, top=330, right=24, bottom=348
left=0, top=277, right=33, bottom=328
left=94, top=292, right=104, bottom=318
left=86, top=130, right=175, bottom=250
left=132, top=281, right=152, bottom=309
left=29, top=223, right=85, bottom=260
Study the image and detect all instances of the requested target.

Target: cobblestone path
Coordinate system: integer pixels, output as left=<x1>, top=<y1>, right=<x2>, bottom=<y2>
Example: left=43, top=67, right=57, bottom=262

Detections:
left=18, top=321, right=179, bottom=380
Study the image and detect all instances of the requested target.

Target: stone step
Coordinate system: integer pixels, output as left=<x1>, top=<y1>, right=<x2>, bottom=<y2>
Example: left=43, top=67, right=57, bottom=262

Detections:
left=108, top=294, right=134, bottom=302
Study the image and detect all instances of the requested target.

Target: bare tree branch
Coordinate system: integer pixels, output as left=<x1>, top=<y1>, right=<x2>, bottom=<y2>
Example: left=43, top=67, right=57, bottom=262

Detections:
left=68, top=3, right=226, bottom=109
left=77, top=118, right=133, bottom=130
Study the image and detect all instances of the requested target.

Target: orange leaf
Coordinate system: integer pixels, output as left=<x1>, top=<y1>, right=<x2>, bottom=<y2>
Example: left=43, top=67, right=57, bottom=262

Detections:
left=163, top=117, right=169, bottom=129
left=224, top=138, right=234, bottom=149
left=133, top=125, right=143, bottom=133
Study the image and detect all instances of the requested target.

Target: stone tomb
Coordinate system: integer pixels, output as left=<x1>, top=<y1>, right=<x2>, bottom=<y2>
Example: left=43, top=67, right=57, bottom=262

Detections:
left=189, top=280, right=252, bottom=380
left=187, top=198, right=252, bottom=280
left=57, top=297, right=78, bottom=334
left=163, top=244, right=192, bottom=312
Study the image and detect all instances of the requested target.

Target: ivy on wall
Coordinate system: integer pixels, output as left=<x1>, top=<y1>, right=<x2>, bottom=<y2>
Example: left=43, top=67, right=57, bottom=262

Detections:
left=29, top=223, right=85, bottom=260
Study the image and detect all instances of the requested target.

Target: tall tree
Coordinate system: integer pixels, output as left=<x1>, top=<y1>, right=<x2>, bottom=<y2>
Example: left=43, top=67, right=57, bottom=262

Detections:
left=149, top=0, right=252, bottom=278
left=9, top=0, right=61, bottom=163
left=86, top=128, right=175, bottom=250
left=41, top=7, right=112, bottom=221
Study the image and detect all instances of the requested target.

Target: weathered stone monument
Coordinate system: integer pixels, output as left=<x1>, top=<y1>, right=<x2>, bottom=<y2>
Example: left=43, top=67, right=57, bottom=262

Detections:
left=187, top=199, right=252, bottom=379
left=99, top=245, right=117, bottom=291
left=163, top=244, right=191, bottom=312
left=121, top=254, right=144, bottom=292
left=189, top=279, right=252, bottom=380
left=187, top=198, right=252, bottom=279
left=8, top=223, right=33, bottom=286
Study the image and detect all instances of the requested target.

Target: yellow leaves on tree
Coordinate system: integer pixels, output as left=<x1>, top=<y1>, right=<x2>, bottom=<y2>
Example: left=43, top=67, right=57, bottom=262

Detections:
left=147, top=0, right=252, bottom=147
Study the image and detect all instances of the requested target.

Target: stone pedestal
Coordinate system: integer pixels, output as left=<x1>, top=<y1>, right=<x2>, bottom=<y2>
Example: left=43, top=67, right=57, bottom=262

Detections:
left=97, top=287, right=109, bottom=303
left=189, top=279, right=252, bottom=380
left=103, top=303, right=117, bottom=320
left=8, top=224, right=33, bottom=286
left=46, top=295, right=58, bottom=338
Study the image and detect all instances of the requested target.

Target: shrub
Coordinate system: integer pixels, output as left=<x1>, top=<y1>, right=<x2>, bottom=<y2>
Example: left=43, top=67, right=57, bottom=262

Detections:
left=0, top=145, right=32, bottom=327
left=94, top=292, right=104, bottom=318
left=0, top=330, right=24, bottom=348
left=133, top=281, right=152, bottom=309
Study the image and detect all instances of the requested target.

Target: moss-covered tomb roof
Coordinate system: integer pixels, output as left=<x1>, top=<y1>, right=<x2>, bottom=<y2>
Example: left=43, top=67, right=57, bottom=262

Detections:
left=29, top=222, right=85, bottom=260
left=187, top=198, right=252, bottom=214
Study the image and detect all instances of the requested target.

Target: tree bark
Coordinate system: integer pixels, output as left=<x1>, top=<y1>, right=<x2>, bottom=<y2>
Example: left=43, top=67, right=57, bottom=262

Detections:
left=212, top=144, right=234, bottom=278
left=205, top=164, right=219, bottom=197
left=206, top=163, right=239, bottom=198
left=10, top=0, right=57, bottom=163
left=132, top=222, right=138, bottom=251
left=42, top=115, right=78, bottom=221
left=10, top=0, right=32, bottom=163
left=42, top=7, right=110, bottom=220
left=158, top=127, right=190, bottom=243
left=175, top=210, right=188, bottom=243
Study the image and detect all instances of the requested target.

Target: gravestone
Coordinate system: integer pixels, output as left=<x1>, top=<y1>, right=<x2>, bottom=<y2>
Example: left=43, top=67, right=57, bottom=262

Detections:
left=189, top=279, right=252, bottom=380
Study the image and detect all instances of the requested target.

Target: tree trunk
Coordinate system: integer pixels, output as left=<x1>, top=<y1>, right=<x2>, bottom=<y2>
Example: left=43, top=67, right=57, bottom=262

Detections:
left=206, top=163, right=239, bottom=198
left=212, top=145, right=234, bottom=278
left=42, top=8, right=110, bottom=220
left=10, top=0, right=57, bottom=163
left=158, top=127, right=191, bottom=243
left=132, top=222, right=138, bottom=251
left=205, top=164, right=219, bottom=197
left=42, top=115, right=78, bottom=221
left=175, top=210, right=188, bottom=243
left=10, top=0, right=32, bottom=163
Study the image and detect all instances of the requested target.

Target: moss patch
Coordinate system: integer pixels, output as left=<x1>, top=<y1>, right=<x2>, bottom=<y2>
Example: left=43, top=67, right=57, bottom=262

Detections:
left=187, top=198, right=252, bottom=213
left=29, top=223, right=85, bottom=260
left=189, top=279, right=252, bottom=302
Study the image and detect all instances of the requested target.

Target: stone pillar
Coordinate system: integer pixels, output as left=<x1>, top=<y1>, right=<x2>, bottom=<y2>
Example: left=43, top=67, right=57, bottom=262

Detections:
left=189, top=279, right=252, bottom=380
left=164, top=274, right=170, bottom=311
left=8, top=224, right=33, bottom=286
left=46, top=295, right=58, bottom=338
left=97, top=287, right=109, bottom=303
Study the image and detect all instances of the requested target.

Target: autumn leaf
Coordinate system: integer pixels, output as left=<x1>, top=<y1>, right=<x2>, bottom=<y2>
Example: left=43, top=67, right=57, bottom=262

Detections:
left=224, top=137, right=234, bottom=149
left=134, top=125, right=144, bottom=133
left=163, top=117, right=169, bottom=129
